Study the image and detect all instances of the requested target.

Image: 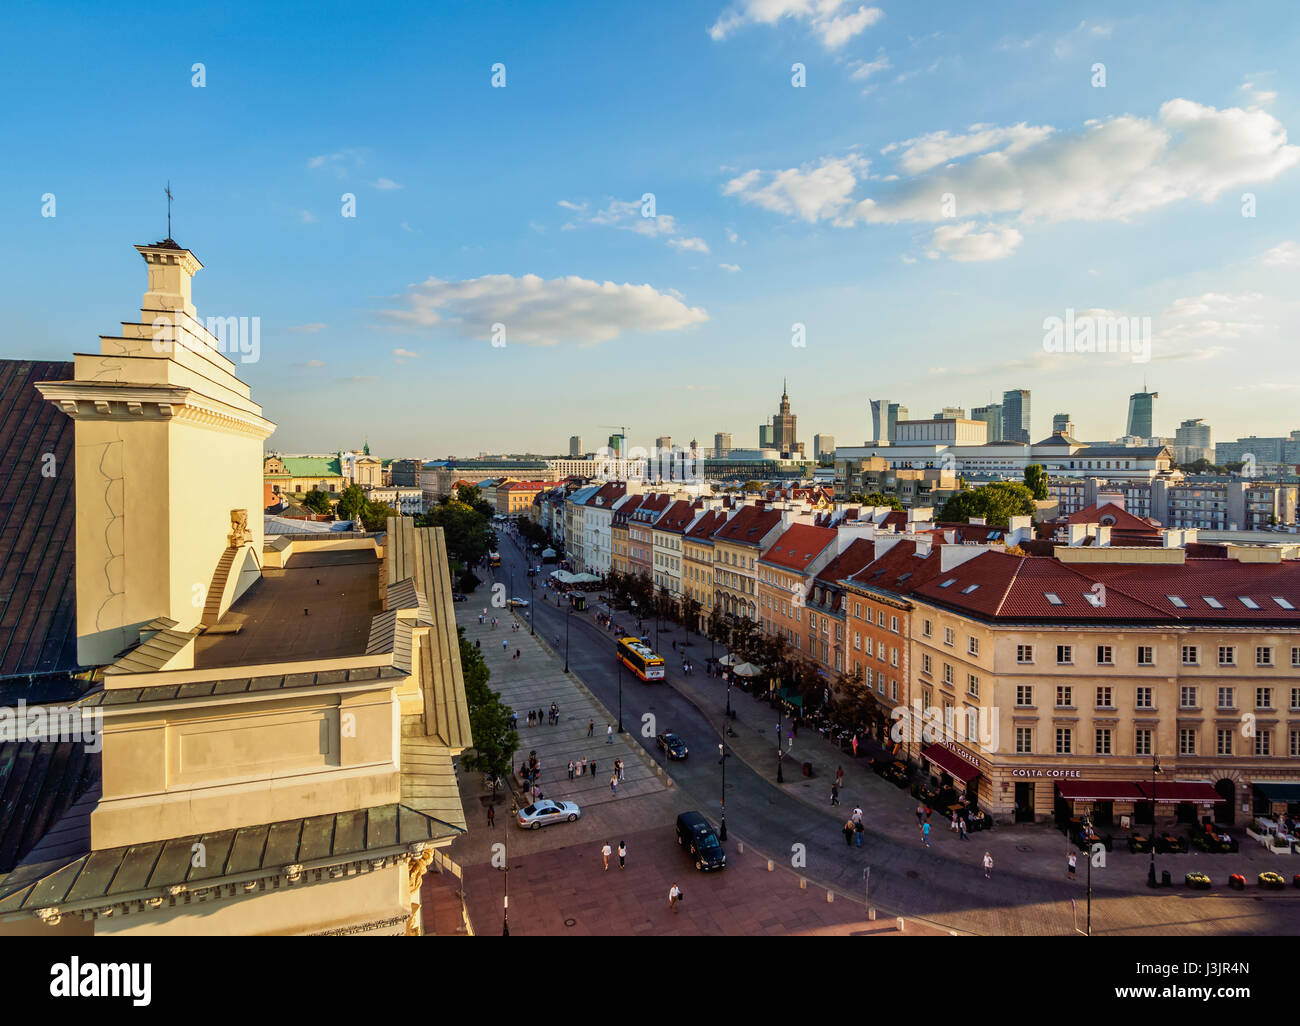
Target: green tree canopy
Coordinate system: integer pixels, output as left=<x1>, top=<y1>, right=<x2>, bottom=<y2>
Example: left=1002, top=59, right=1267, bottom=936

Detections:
left=301, top=488, right=332, bottom=515
left=419, top=500, right=495, bottom=568
left=1023, top=464, right=1049, bottom=500
left=456, top=629, right=518, bottom=780
left=336, top=484, right=368, bottom=523
left=938, top=481, right=1037, bottom=528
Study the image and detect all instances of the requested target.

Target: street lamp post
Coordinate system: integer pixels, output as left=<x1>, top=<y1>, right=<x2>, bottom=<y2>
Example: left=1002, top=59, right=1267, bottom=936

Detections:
left=725, top=672, right=733, bottom=719
left=617, top=645, right=624, bottom=733
left=1148, top=754, right=1162, bottom=887
left=718, top=741, right=728, bottom=841
left=776, top=699, right=785, bottom=784
left=529, top=569, right=535, bottom=635
left=564, top=605, right=573, bottom=674
left=503, top=805, right=510, bottom=936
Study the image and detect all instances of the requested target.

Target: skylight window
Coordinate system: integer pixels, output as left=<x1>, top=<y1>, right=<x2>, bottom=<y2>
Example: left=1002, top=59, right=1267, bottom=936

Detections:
left=1202, top=596, right=1223, bottom=609
left=961, top=584, right=980, bottom=594
left=939, top=578, right=957, bottom=588
left=1274, top=597, right=1296, bottom=610
left=1044, top=592, right=1064, bottom=605
left=1167, top=595, right=1188, bottom=608
left=1239, top=596, right=1260, bottom=610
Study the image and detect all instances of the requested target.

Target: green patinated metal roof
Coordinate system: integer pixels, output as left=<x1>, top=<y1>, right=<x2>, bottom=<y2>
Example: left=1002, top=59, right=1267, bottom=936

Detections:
left=0, top=804, right=462, bottom=914
left=271, top=456, right=343, bottom=478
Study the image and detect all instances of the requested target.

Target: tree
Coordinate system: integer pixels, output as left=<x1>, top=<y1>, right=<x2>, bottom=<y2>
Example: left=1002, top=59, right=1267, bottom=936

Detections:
left=1023, top=464, right=1049, bottom=501
left=419, top=500, right=495, bottom=569
left=336, top=484, right=368, bottom=523
left=361, top=501, right=398, bottom=533
left=301, top=488, right=332, bottom=516
left=938, top=481, right=1036, bottom=528
left=454, top=483, right=494, bottom=518
left=456, top=629, right=518, bottom=782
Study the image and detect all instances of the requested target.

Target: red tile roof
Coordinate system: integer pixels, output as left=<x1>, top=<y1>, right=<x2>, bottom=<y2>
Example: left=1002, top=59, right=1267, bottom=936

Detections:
left=654, top=500, right=697, bottom=534
left=815, top=538, right=878, bottom=586
left=685, top=509, right=730, bottom=540
left=1066, top=502, right=1162, bottom=534
left=760, top=524, right=837, bottom=571
left=714, top=504, right=784, bottom=546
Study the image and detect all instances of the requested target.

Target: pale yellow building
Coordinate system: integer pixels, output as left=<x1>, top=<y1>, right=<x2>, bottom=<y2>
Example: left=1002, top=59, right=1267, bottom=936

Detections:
left=1, top=240, right=472, bottom=936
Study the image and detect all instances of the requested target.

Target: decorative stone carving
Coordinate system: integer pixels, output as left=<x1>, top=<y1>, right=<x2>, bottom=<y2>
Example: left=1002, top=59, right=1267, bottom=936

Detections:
left=167, top=884, right=187, bottom=897
left=35, top=907, right=62, bottom=927
left=228, top=508, right=252, bottom=548
left=284, top=864, right=303, bottom=883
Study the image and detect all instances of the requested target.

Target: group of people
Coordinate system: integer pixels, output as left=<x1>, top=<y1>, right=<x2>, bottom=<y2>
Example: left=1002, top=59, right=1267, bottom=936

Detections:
left=600, top=841, right=628, bottom=871
left=522, top=704, right=559, bottom=728
left=478, top=609, right=499, bottom=628
left=841, top=806, right=865, bottom=846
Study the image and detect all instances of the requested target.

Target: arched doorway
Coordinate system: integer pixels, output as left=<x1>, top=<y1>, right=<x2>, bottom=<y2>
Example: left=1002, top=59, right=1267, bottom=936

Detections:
left=1214, top=778, right=1235, bottom=824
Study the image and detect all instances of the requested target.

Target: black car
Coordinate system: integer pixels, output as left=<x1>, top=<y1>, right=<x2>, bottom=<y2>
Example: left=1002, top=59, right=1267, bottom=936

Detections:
left=527, top=567, right=539, bottom=577
left=676, top=811, right=726, bottom=871
left=656, top=732, right=689, bottom=760
left=452, top=592, right=468, bottom=602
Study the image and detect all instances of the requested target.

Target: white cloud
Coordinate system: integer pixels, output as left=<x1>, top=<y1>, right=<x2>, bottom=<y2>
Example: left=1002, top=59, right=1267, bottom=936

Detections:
left=723, top=154, right=868, bottom=224
left=563, top=197, right=709, bottom=253
left=881, top=122, right=1054, bottom=175
left=373, top=177, right=404, bottom=190
left=382, top=273, right=709, bottom=345
left=298, top=210, right=318, bottom=225
left=719, top=262, right=742, bottom=272
left=287, top=323, right=327, bottom=333
left=669, top=236, right=710, bottom=253
left=392, top=348, right=420, bottom=364
left=1164, top=292, right=1263, bottom=318
left=1262, top=240, right=1299, bottom=265
left=929, top=222, right=1023, bottom=261
left=723, top=100, right=1300, bottom=261
left=293, top=359, right=326, bottom=368
left=848, top=55, right=891, bottom=80
left=708, top=0, right=883, bottom=50
left=307, top=149, right=365, bottom=177
left=557, top=199, right=588, bottom=212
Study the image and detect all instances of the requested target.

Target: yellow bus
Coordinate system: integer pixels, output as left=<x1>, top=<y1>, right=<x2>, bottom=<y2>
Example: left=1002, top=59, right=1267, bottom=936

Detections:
left=617, top=636, right=665, bottom=681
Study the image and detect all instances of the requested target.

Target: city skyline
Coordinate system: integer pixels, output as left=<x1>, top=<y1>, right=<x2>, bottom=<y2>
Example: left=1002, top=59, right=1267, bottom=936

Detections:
left=4, top=1, right=1299, bottom=456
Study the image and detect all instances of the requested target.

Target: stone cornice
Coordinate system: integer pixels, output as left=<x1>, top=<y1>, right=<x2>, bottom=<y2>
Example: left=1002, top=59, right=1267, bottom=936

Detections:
left=35, top=381, right=275, bottom=440
left=25, top=843, right=439, bottom=927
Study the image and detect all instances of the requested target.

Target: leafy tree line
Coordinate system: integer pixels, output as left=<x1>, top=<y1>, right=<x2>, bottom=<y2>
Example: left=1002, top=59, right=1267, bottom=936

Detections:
left=937, top=480, right=1037, bottom=528
left=299, top=485, right=398, bottom=532
left=416, top=484, right=497, bottom=590
left=456, top=628, right=518, bottom=783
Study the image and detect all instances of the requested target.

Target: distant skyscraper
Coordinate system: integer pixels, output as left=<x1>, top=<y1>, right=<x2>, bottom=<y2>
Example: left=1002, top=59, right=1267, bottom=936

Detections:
left=1002, top=389, right=1031, bottom=443
left=714, top=432, right=733, bottom=457
left=972, top=404, right=1003, bottom=443
left=607, top=433, right=626, bottom=458
left=934, top=406, right=966, bottom=421
left=772, top=380, right=798, bottom=455
left=1052, top=413, right=1074, bottom=437
left=814, top=434, right=835, bottom=461
left=869, top=400, right=909, bottom=443
left=569, top=435, right=583, bottom=457
left=655, top=436, right=673, bottom=452
left=1175, top=418, right=1212, bottom=464
left=1127, top=389, right=1159, bottom=440
left=758, top=421, right=775, bottom=448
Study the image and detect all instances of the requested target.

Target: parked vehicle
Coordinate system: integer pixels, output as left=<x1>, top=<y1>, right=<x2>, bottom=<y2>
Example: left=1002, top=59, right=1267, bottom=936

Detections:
left=656, top=732, right=689, bottom=760
left=452, top=592, right=468, bottom=602
left=516, top=799, right=581, bottom=829
left=506, top=598, right=530, bottom=608
left=676, top=811, right=726, bottom=871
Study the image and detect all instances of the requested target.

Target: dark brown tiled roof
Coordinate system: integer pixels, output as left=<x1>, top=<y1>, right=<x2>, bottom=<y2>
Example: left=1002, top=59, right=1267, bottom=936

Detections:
left=79, top=665, right=405, bottom=707
left=0, top=741, right=99, bottom=874
left=0, top=360, right=80, bottom=678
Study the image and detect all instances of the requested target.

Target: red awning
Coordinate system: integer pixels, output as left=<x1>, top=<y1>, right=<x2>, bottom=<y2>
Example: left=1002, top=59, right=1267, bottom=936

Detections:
left=1138, top=781, right=1223, bottom=804
left=921, top=745, right=981, bottom=783
left=1056, top=780, right=1145, bottom=802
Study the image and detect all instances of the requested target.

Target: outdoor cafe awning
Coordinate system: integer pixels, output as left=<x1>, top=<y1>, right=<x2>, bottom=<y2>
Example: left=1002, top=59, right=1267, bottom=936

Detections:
left=1055, top=780, right=1144, bottom=802
left=1252, top=782, right=1300, bottom=803
left=1137, top=781, right=1223, bottom=804
left=921, top=745, right=980, bottom=783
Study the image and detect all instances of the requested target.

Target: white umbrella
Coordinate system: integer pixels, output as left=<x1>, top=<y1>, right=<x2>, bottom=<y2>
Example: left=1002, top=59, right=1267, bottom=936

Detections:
left=718, top=653, right=740, bottom=667
left=733, top=662, right=763, bottom=677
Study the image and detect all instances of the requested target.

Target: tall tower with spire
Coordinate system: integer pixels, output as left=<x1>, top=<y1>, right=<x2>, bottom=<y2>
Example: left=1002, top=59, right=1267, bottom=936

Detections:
left=773, top=379, right=798, bottom=456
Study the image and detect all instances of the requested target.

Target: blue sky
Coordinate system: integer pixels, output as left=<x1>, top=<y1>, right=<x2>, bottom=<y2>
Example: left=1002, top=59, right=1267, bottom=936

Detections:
left=2, top=0, right=1298, bottom=457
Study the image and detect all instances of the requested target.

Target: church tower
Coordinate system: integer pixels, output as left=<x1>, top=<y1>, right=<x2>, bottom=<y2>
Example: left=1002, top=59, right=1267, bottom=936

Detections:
left=38, top=241, right=276, bottom=666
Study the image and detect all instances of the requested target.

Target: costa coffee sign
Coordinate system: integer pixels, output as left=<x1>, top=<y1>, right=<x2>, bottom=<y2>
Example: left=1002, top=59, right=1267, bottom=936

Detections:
left=1011, top=768, right=1083, bottom=778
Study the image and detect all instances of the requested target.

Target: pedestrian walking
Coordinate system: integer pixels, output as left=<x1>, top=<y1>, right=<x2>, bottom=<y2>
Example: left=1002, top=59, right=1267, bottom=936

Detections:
left=587, top=719, right=594, bottom=738
left=843, top=819, right=855, bottom=846
left=855, top=818, right=864, bottom=847
left=669, top=883, right=681, bottom=912
left=589, top=758, right=597, bottom=777
left=487, top=806, right=495, bottom=828
left=950, top=812, right=959, bottom=833
left=502, top=639, right=508, bottom=652
left=601, top=842, right=612, bottom=871
left=958, top=817, right=967, bottom=841
left=610, top=774, right=618, bottom=795
left=830, top=783, right=840, bottom=806
left=1067, top=850, right=1077, bottom=880
left=568, top=760, right=575, bottom=780
left=616, top=758, right=624, bottom=781
left=618, top=841, right=626, bottom=869
left=922, top=821, right=931, bottom=848
left=475, top=639, right=480, bottom=649
left=983, top=851, right=993, bottom=879
left=915, top=802, right=925, bottom=826
left=925, top=805, right=933, bottom=822
left=836, top=766, right=844, bottom=789
left=579, top=757, right=586, bottom=776
left=606, top=724, right=614, bottom=744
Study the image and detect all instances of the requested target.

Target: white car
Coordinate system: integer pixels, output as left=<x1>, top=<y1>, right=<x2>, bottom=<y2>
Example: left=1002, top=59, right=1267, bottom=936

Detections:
left=507, top=598, right=530, bottom=608
left=516, top=799, right=581, bottom=829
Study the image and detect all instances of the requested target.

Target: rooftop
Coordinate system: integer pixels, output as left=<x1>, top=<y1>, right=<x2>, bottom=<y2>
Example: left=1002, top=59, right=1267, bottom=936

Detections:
left=194, top=548, right=382, bottom=669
